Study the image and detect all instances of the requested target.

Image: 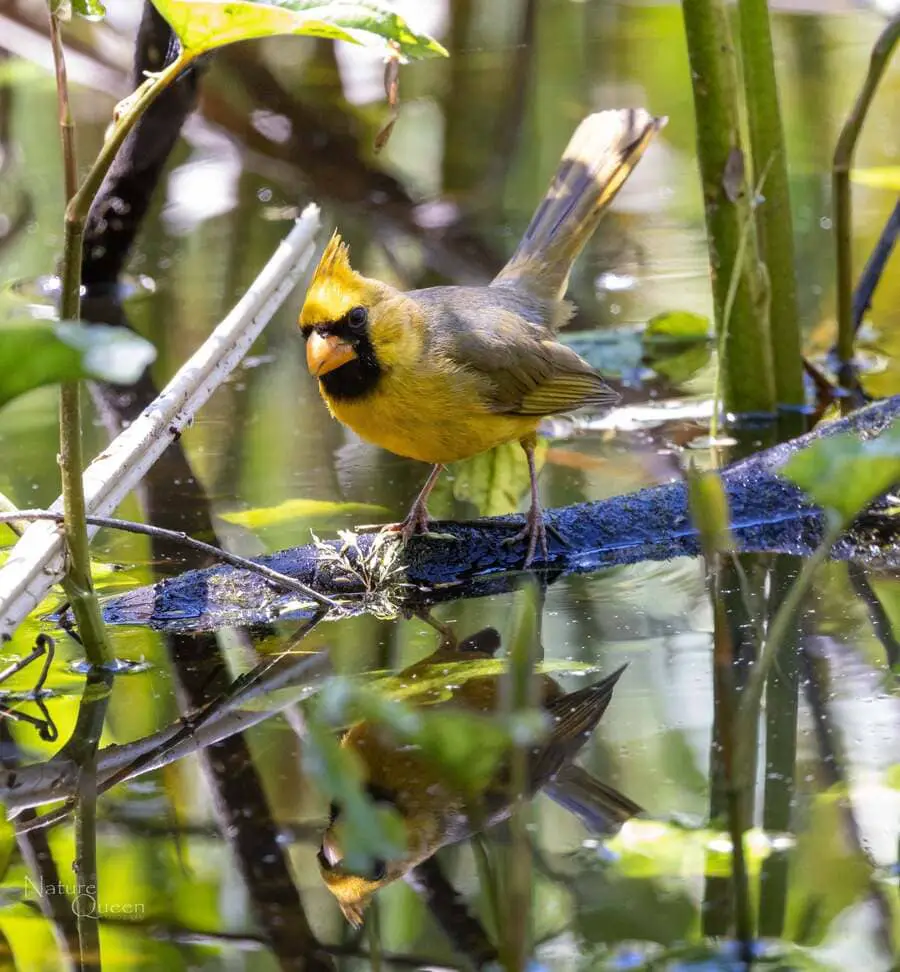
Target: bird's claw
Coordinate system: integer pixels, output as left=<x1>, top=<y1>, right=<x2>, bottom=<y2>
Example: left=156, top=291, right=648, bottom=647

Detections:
left=354, top=522, right=454, bottom=543
left=380, top=503, right=432, bottom=545
left=503, top=507, right=553, bottom=567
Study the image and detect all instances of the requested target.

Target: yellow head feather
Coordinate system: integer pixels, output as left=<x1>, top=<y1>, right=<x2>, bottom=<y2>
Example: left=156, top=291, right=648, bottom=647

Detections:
left=299, top=231, right=373, bottom=328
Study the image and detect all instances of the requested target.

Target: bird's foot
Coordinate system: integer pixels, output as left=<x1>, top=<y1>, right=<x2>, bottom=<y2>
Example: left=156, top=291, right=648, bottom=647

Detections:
left=355, top=519, right=454, bottom=543
left=379, top=503, right=454, bottom=544
left=382, top=502, right=430, bottom=545
left=503, top=507, right=565, bottom=567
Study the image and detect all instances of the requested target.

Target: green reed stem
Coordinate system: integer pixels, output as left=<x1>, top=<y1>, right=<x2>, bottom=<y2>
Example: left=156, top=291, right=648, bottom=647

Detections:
left=738, top=0, right=804, bottom=409
left=49, top=8, right=110, bottom=668
left=46, top=29, right=192, bottom=664
left=682, top=0, right=775, bottom=418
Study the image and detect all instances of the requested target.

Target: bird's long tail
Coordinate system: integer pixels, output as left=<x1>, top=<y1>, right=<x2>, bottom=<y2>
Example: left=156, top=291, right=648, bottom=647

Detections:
left=544, top=764, right=642, bottom=836
left=492, top=108, right=665, bottom=304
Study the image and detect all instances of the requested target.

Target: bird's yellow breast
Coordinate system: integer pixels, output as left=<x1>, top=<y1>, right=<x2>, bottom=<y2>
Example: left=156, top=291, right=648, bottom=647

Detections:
left=320, top=366, right=539, bottom=465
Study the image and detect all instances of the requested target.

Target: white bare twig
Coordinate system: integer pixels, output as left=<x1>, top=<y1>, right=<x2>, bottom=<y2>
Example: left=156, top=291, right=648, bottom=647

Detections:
left=0, top=206, right=321, bottom=639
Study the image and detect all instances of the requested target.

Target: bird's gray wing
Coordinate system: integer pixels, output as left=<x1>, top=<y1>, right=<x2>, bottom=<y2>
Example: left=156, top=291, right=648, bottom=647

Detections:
left=433, top=301, right=617, bottom=417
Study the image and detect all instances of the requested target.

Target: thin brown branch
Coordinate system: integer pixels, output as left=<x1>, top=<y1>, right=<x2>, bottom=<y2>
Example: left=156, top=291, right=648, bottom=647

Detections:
left=0, top=510, right=337, bottom=608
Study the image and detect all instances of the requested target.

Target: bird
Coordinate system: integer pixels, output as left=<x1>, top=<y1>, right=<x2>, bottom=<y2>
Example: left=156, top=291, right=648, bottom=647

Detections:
left=317, top=626, right=640, bottom=926
left=300, top=108, right=665, bottom=565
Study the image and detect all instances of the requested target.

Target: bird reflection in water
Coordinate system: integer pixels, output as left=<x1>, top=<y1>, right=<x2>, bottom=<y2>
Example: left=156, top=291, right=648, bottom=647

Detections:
left=317, top=626, right=640, bottom=926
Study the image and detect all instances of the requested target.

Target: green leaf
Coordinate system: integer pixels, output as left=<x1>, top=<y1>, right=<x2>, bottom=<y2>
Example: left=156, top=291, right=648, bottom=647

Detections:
left=642, top=310, right=711, bottom=347
left=0, top=321, right=156, bottom=409
left=219, top=498, right=389, bottom=529
left=150, top=0, right=448, bottom=57
left=371, top=657, right=600, bottom=704
left=646, top=344, right=711, bottom=386
left=72, top=0, right=106, bottom=18
left=781, top=419, right=900, bottom=524
left=453, top=440, right=547, bottom=518
left=687, top=465, right=733, bottom=557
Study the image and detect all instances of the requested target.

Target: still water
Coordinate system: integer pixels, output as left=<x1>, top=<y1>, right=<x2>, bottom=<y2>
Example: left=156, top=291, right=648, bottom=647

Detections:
left=0, top=1, right=898, bottom=969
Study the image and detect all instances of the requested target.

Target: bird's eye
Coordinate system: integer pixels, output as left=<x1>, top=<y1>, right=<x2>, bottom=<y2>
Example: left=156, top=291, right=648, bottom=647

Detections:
left=370, top=859, right=387, bottom=881
left=348, top=306, right=368, bottom=330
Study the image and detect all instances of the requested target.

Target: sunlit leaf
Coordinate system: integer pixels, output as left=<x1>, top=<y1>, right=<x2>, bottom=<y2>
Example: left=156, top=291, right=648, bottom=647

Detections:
left=687, top=466, right=733, bottom=557
left=370, top=657, right=600, bottom=705
left=781, top=419, right=900, bottom=524
left=51, top=0, right=106, bottom=19
left=0, top=816, right=15, bottom=885
left=851, top=166, right=900, bottom=190
left=72, top=0, right=106, bottom=18
left=607, top=820, right=776, bottom=880
left=642, top=310, right=711, bottom=347
left=151, top=0, right=448, bottom=57
left=0, top=321, right=156, bottom=408
left=219, top=498, right=389, bottom=529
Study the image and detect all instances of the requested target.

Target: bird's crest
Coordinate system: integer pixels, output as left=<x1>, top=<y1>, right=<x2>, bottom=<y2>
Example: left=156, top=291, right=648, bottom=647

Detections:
left=299, top=230, right=369, bottom=328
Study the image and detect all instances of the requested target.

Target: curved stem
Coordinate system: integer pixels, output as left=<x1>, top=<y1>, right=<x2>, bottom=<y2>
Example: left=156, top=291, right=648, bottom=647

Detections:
left=833, top=14, right=900, bottom=392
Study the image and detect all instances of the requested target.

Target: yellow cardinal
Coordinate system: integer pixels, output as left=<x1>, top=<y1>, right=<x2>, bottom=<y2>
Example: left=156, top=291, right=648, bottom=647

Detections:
left=317, top=627, right=640, bottom=926
left=300, top=109, right=664, bottom=565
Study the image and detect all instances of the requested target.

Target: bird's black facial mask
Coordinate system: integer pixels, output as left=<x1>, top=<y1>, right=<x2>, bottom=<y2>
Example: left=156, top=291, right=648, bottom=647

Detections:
left=303, top=305, right=381, bottom=400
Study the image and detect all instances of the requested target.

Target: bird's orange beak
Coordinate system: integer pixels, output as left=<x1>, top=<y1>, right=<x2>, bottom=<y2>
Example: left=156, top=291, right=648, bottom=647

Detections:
left=306, top=332, right=357, bottom=377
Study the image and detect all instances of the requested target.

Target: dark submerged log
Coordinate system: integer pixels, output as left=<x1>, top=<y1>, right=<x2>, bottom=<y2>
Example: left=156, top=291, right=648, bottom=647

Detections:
left=97, top=396, right=900, bottom=632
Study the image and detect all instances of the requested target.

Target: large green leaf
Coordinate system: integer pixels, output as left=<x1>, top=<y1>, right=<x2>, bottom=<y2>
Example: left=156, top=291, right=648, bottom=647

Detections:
left=73, top=0, right=106, bottom=17
left=781, top=418, right=900, bottom=524
left=151, top=0, right=448, bottom=57
left=50, top=0, right=106, bottom=20
left=641, top=310, right=711, bottom=348
left=0, top=321, right=156, bottom=409
left=219, top=498, right=388, bottom=529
